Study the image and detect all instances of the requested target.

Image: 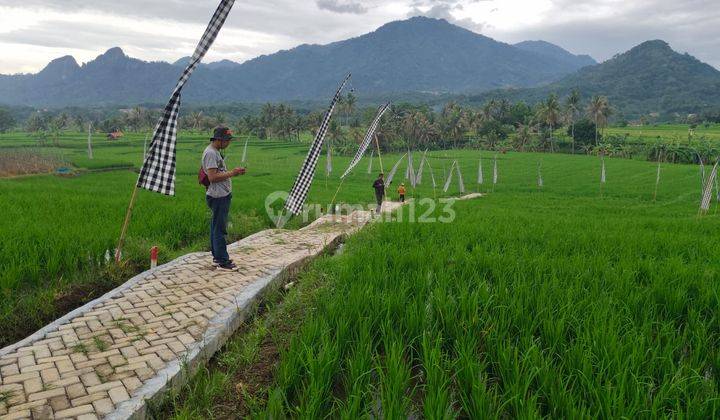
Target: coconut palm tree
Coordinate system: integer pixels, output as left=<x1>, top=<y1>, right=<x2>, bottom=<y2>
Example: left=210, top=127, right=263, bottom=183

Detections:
left=586, top=96, right=611, bottom=146
left=515, top=123, right=532, bottom=152
left=544, top=94, right=561, bottom=153
left=565, top=89, right=581, bottom=154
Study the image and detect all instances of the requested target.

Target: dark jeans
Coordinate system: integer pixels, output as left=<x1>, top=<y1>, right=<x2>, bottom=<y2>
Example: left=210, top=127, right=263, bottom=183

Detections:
left=375, top=191, right=384, bottom=212
left=206, top=194, right=231, bottom=264
left=399, top=194, right=405, bottom=203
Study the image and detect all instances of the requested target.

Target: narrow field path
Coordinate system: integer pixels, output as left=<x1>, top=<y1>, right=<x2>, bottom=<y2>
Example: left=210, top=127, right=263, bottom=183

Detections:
left=0, top=202, right=404, bottom=420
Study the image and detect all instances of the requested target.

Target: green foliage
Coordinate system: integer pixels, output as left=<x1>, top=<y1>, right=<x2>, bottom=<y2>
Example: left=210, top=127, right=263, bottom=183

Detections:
left=0, top=108, right=15, bottom=133
left=473, top=40, right=720, bottom=119
left=570, top=119, right=599, bottom=146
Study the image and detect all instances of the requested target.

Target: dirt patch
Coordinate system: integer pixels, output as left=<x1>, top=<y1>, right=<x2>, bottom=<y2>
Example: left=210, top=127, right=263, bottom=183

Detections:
left=0, top=149, right=64, bottom=178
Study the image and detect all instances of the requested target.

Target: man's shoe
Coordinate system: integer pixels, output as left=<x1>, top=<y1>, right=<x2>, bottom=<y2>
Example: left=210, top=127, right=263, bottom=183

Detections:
left=217, top=262, right=237, bottom=271
left=212, top=259, right=232, bottom=267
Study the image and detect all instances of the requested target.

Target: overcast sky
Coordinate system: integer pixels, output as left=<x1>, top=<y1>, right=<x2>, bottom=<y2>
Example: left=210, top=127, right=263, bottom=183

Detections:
left=1, top=0, right=718, bottom=74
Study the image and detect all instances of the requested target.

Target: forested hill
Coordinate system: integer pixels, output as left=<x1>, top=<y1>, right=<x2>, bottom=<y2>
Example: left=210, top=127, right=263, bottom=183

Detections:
left=0, top=17, right=594, bottom=107
left=467, top=40, right=720, bottom=118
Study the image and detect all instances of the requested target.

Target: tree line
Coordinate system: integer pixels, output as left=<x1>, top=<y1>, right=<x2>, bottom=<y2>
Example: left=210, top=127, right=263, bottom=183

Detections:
left=2, top=91, right=720, bottom=162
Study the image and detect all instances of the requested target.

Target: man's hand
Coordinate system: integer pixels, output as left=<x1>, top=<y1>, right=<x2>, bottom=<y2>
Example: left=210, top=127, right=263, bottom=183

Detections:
left=232, top=167, right=246, bottom=176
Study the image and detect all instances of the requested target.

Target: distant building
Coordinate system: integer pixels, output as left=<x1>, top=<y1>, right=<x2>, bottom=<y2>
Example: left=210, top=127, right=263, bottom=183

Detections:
left=107, top=129, right=124, bottom=140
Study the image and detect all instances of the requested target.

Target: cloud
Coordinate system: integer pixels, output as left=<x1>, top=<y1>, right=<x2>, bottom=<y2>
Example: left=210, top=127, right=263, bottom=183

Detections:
left=0, top=21, right=186, bottom=51
left=1, top=0, right=719, bottom=73
left=407, top=0, right=486, bottom=32
left=487, top=0, right=720, bottom=67
left=316, top=0, right=368, bottom=14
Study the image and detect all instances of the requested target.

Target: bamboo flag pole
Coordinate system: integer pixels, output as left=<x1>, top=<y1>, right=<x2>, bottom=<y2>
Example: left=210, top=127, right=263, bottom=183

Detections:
left=115, top=186, right=139, bottom=263
left=116, top=132, right=150, bottom=263
left=374, top=134, right=386, bottom=197
left=329, top=178, right=346, bottom=212
left=375, top=134, right=385, bottom=174
left=367, top=149, right=374, bottom=176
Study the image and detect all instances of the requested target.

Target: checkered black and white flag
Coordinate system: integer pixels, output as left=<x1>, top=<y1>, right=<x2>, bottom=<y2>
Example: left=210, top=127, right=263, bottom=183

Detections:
left=341, top=103, right=390, bottom=179
left=136, top=0, right=235, bottom=195
left=285, top=74, right=351, bottom=215
left=700, top=161, right=718, bottom=213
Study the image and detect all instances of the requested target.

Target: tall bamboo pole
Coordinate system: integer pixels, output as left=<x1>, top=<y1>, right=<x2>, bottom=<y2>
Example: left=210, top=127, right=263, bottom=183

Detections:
left=115, top=186, right=139, bottom=263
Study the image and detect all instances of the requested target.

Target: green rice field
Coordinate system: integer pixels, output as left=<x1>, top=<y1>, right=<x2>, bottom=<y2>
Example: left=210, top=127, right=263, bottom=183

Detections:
left=605, top=123, right=720, bottom=142
left=163, top=134, right=719, bottom=418
left=2, top=128, right=720, bottom=417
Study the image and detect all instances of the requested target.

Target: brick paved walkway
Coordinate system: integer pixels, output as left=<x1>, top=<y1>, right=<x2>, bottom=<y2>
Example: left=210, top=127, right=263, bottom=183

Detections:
left=0, top=203, right=403, bottom=420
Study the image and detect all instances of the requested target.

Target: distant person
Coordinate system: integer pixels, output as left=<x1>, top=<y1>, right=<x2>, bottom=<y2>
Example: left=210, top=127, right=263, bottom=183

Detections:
left=397, top=183, right=406, bottom=203
left=201, top=126, right=246, bottom=270
left=372, top=173, right=385, bottom=212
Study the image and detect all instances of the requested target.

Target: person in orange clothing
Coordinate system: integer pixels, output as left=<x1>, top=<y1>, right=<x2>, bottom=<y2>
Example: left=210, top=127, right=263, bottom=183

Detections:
left=397, top=183, right=406, bottom=202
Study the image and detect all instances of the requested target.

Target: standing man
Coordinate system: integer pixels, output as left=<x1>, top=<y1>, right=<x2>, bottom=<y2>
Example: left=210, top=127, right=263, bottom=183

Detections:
left=372, top=173, right=385, bottom=213
left=202, top=126, right=246, bottom=270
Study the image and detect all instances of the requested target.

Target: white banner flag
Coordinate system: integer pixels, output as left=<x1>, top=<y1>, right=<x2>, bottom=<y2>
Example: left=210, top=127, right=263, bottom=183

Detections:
left=241, top=137, right=249, bottom=163
left=416, top=149, right=428, bottom=185
left=408, top=152, right=417, bottom=187
left=386, top=152, right=408, bottom=186
left=700, top=161, right=718, bottom=213
left=456, top=161, right=465, bottom=193
left=700, top=159, right=706, bottom=200
left=537, top=162, right=543, bottom=188
left=367, top=149, right=374, bottom=174
left=477, top=156, right=483, bottom=185
left=326, top=142, right=332, bottom=176
left=600, top=156, right=606, bottom=184
left=443, top=160, right=457, bottom=193
left=87, top=123, right=94, bottom=160
left=493, top=155, right=498, bottom=185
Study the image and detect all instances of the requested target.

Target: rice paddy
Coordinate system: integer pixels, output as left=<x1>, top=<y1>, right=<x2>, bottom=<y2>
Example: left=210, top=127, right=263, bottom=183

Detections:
left=163, top=142, right=720, bottom=418
left=2, top=128, right=720, bottom=417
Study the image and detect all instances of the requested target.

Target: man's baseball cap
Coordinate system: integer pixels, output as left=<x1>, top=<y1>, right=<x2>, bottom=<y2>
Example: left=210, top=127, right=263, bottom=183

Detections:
left=212, top=126, right=233, bottom=141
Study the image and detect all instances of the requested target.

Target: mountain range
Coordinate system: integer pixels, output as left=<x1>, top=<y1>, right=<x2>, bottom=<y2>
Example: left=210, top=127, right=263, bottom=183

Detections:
left=0, top=17, right=595, bottom=107
left=468, top=40, right=720, bottom=118
left=0, top=16, right=718, bottom=118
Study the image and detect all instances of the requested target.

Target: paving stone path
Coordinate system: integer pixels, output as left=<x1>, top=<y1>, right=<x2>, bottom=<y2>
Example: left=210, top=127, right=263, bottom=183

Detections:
left=0, top=203, right=404, bottom=420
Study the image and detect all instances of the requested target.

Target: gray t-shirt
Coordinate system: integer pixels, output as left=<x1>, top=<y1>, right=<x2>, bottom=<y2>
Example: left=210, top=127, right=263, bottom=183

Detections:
left=202, top=145, right=232, bottom=198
